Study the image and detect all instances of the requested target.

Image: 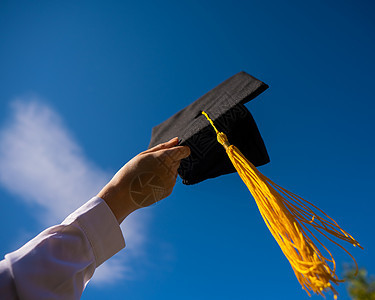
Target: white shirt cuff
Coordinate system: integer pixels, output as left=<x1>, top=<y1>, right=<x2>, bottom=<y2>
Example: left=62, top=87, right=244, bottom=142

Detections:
left=62, top=196, right=125, bottom=267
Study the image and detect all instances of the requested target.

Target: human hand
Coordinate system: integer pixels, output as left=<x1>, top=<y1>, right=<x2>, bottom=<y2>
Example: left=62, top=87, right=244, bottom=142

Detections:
left=97, top=137, right=190, bottom=223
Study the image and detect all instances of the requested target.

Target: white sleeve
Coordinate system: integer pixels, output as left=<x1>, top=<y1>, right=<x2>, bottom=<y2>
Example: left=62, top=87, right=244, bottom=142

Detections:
left=0, top=196, right=125, bottom=300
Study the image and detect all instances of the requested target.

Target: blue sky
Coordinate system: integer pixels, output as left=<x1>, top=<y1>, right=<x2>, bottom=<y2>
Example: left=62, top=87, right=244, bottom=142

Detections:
left=0, top=0, right=374, bottom=299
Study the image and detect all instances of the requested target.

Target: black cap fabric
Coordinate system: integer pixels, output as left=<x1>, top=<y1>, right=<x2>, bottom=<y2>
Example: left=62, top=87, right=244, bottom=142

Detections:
left=148, top=71, right=270, bottom=185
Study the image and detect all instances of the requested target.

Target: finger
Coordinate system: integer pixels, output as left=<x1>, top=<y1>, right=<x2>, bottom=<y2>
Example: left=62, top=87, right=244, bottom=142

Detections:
left=157, top=145, right=191, bottom=161
left=141, top=137, right=179, bottom=155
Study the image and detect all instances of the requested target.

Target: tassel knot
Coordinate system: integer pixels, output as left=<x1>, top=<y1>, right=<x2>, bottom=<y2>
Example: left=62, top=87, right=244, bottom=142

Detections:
left=217, top=132, right=230, bottom=150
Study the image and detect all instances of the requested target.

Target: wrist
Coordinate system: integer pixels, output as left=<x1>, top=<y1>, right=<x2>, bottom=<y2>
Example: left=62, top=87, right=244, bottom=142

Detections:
left=97, top=185, right=138, bottom=224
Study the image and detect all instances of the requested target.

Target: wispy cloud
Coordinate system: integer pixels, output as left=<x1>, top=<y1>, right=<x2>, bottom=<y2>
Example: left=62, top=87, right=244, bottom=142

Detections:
left=0, top=97, right=149, bottom=284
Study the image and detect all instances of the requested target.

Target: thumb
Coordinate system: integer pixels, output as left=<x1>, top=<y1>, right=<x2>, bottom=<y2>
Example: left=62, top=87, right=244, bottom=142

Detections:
left=157, top=145, right=191, bottom=161
left=142, top=137, right=179, bottom=155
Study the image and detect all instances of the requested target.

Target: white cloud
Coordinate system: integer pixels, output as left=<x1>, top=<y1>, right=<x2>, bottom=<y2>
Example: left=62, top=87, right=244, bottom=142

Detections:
left=0, top=98, right=149, bottom=284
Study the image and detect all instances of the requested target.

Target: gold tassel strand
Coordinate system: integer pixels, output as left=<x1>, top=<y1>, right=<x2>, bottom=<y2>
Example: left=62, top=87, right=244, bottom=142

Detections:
left=201, top=111, right=362, bottom=299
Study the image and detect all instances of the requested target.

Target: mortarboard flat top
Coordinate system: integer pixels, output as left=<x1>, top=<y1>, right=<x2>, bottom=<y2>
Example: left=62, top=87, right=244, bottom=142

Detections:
left=149, top=71, right=270, bottom=185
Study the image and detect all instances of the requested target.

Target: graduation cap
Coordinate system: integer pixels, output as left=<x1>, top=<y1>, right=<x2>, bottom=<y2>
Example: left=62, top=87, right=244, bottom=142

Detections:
left=149, top=71, right=270, bottom=185
left=149, top=71, right=361, bottom=299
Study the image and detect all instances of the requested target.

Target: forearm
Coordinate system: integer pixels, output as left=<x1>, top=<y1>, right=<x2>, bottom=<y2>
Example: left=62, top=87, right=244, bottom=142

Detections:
left=0, top=137, right=189, bottom=300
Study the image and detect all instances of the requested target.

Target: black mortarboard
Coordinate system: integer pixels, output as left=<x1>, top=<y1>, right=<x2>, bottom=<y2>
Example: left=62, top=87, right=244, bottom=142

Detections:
left=148, top=71, right=270, bottom=185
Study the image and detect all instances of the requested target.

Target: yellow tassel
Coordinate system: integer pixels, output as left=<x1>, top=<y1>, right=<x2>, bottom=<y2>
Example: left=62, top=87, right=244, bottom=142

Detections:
left=202, top=111, right=362, bottom=298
